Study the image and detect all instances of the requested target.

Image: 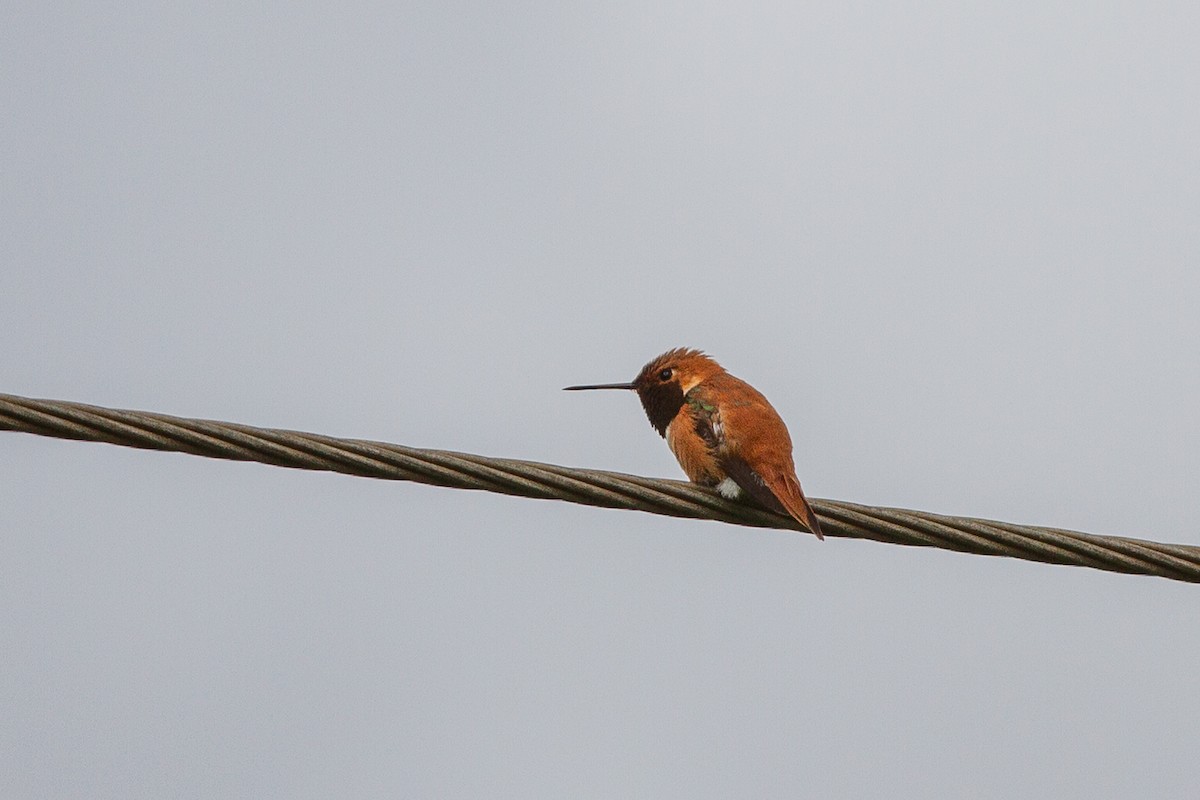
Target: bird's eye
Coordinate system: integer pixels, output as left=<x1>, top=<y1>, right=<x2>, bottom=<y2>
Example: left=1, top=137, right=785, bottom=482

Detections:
left=658, top=368, right=673, bottom=381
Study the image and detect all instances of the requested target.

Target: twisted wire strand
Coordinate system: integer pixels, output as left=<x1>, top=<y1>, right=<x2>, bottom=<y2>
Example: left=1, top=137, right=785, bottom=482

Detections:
left=1, top=392, right=1197, bottom=583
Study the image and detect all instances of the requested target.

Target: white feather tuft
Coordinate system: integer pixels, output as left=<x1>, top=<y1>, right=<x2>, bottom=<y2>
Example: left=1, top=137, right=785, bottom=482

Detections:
left=716, top=477, right=741, bottom=499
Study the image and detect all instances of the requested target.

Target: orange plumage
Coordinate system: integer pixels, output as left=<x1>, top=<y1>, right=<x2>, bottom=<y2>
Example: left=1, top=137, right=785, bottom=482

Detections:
left=565, top=348, right=823, bottom=539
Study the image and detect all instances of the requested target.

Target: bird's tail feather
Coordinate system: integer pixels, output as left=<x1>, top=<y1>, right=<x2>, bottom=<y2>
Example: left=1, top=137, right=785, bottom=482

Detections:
left=778, top=474, right=824, bottom=540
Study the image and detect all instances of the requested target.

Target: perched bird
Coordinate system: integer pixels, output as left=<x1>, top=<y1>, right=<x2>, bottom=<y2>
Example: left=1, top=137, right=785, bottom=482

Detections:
left=565, top=348, right=823, bottom=539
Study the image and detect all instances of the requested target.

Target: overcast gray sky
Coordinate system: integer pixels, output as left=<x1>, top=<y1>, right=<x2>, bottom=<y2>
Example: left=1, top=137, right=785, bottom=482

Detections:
left=3, top=2, right=1199, bottom=797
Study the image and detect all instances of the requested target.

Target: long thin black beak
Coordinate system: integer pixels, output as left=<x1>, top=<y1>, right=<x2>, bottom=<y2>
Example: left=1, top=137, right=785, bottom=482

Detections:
left=563, top=382, right=636, bottom=391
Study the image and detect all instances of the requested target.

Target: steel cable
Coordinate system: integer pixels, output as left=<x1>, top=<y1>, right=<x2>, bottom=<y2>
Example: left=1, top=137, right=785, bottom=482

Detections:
left=1, top=392, right=1197, bottom=583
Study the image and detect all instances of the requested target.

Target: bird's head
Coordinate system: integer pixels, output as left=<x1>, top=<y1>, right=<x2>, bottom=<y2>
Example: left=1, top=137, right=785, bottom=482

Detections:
left=564, top=348, right=725, bottom=435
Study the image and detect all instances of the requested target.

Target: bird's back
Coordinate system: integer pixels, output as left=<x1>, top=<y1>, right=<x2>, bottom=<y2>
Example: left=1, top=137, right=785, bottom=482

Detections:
left=687, top=373, right=823, bottom=538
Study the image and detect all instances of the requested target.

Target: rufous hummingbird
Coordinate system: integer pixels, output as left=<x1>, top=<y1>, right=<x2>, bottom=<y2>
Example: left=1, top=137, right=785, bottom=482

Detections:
left=564, top=348, right=824, bottom=539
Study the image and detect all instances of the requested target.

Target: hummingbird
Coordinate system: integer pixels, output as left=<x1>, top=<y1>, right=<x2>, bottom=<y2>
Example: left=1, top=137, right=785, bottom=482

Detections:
left=564, top=348, right=824, bottom=539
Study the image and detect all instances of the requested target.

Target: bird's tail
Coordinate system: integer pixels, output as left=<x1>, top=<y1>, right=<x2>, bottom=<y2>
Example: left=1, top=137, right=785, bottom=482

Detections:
left=778, top=473, right=824, bottom=540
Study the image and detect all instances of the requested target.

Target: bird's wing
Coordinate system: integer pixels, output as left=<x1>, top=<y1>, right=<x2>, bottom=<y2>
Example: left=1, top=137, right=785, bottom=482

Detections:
left=720, top=457, right=824, bottom=539
left=719, top=455, right=784, bottom=510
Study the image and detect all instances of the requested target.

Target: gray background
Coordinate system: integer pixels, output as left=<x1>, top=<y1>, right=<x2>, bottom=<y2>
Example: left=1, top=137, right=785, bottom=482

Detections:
left=3, top=3, right=1198, bottom=797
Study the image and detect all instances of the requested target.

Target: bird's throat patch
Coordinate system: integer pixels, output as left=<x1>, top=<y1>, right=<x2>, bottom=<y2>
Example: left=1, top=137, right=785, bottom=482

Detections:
left=638, top=382, right=685, bottom=437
